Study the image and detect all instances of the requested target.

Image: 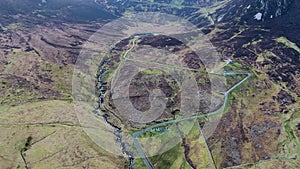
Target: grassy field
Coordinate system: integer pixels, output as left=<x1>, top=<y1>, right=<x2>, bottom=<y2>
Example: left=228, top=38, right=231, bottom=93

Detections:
left=148, top=143, right=192, bottom=169
left=0, top=100, right=128, bottom=169
left=275, top=36, right=300, bottom=53
left=178, top=119, right=216, bottom=169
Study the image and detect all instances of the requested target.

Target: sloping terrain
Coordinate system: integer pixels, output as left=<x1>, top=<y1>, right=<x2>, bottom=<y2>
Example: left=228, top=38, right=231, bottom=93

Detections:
left=99, top=0, right=300, bottom=168
left=0, top=1, right=128, bottom=168
left=200, top=0, right=300, bottom=168
left=0, top=0, right=299, bottom=169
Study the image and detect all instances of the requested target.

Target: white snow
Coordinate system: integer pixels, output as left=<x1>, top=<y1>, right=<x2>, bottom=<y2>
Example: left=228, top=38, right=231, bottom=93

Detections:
left=246, top=5, right=251, bottom=9
left=254, top=12, right=262, bottom=21
left=224, top=58, right=233, bottom=64
left=217, top=14, right=225, bottom=22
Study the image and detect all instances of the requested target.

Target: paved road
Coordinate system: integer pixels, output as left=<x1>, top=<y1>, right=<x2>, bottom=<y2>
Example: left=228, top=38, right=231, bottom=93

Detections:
left=132, top=72, right=252, bottom=169
left=130, top=73, right=252, bottom=135
left=123, top=38, right=138, bottom=59
left=118, top=35, right=252, bottom=169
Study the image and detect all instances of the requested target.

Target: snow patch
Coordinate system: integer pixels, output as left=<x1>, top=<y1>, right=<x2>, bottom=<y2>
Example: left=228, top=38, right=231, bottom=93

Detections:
left=217, top=14, right=225, bottom=22
left=254, top=12, right=262, bottom=21
left=224, top=58, right=233, bottom=64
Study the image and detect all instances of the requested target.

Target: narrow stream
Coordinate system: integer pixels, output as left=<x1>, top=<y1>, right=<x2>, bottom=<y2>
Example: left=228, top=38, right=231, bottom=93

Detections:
left=95, top=59, right=134, bottom=169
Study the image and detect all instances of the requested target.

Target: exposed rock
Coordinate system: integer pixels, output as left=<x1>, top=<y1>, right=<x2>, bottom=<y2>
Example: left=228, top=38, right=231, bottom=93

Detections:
left=276, top=89, right=296, bottom=106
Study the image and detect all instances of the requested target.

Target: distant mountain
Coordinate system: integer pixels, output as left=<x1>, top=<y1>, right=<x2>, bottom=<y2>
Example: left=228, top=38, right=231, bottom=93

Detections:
left=0, top=0, right=115, bottom=24
left=213, top=0, right=295, bottom=23
left=99, top=0, right=296, bottom=28
left=258, top=0, right=293, bottom=19
left=212, top=0, right=299, bottom=44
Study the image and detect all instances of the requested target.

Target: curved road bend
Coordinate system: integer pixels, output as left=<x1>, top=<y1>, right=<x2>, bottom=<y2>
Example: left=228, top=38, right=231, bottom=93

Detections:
left=117, top=35, right=252, bottom=169
left=132, top=72, right=252, bottom=169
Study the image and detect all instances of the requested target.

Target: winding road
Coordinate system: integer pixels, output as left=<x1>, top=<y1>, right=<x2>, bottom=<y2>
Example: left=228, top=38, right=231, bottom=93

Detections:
left=117, top=35, right=253, bottom=169
left=132, top=72, right=252, bottom=169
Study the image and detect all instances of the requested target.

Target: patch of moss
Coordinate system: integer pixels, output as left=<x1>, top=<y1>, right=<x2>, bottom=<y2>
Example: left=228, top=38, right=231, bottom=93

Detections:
left=275, top=37, right=300, bottom=54
left=133, top=158, right=148, bottom=169
left=149, top=143, right=187, bottom=169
